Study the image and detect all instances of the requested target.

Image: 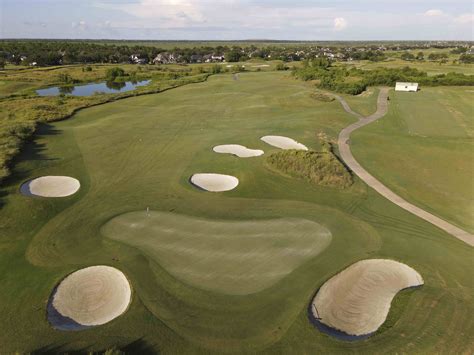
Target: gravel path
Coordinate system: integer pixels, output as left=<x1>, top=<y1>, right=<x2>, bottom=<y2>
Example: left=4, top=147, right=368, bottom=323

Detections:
left=336, top=88, right=474, bottom=247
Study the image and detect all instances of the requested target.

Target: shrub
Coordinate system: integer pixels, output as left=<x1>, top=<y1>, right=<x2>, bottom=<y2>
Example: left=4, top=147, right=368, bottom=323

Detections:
left=266, top=149, right=353, bottom=189
left=105, top=67, right=126, bottom=81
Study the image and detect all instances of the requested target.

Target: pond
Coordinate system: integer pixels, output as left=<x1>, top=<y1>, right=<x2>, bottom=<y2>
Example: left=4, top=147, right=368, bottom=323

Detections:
left=36, top=80, right=151, bottom=97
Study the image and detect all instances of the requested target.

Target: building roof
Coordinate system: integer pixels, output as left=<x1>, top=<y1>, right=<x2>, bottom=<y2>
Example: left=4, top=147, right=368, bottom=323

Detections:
left=396, top=82, right=418, bottom=86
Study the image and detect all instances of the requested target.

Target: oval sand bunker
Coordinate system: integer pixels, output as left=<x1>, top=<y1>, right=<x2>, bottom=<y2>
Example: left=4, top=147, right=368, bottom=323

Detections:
left=261, top=135, right=308, bottom=150
left=48, top=266, right=131, bottom=330
left=213, top=144, right=264, bottom=158
left=311, top=259, right=423, bottom=338
left=21, top=176, right=80, bottom=197
left=190, top=173, right=239, bottom=192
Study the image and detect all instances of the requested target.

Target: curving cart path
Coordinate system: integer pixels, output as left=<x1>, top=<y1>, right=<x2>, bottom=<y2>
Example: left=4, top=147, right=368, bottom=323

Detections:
left=335, top=88, right=474, bottom=247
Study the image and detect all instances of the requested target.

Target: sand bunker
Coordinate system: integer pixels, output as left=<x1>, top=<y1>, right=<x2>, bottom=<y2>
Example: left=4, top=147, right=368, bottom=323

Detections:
left=101, top=211, right=332, bottom=295
left=190, top=173, right=239, bottom=192
left=48, top=266, right=131, bottom=330
left=261, top=136, right=308, bottom=150
left=311, top=259, right=423, bottom=337
left=20, top=176, right=80, bottom=197
left=213, top=144, right=264, bottom=158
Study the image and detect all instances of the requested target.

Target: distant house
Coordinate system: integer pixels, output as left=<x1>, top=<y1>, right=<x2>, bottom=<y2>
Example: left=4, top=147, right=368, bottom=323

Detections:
left=395, top=82, right=418, bottom=92
left=130, top=54, right=147, bottom=64
left=211, top=54, right=225, bottom=62
left=153, top=52, right=182, bottom=64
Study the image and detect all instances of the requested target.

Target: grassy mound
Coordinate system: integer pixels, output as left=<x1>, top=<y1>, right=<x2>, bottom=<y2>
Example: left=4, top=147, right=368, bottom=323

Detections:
left=267, top=149, right=353, bottom=188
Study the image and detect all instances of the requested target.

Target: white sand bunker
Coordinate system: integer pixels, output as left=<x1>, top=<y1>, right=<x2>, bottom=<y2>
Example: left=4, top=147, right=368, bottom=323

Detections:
left=48, top=266, right=131, bottom=330
left=213, top=144, right=264, bottom=158
left=190, top=173, right=239, bottom=192
left=20, top=176, right=80, bottom=197
left=261, top=135, right=308, bottom=150
left=312, top=259, right=423, bottom=337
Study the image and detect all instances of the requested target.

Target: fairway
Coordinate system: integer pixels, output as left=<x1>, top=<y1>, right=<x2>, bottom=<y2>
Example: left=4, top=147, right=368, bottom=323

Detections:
left=0, top=72, right=473, bottom=353
left=352, top=87, right=474, bottom=233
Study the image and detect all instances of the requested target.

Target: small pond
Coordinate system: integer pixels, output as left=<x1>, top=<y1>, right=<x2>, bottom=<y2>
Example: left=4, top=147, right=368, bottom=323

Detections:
left=36, top=80, right=151, bottom=97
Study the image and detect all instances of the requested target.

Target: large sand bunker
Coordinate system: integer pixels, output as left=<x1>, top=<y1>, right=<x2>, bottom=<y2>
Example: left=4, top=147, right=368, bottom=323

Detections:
left=190, top=173, right=239, bottom=192
left=261, top=136, right=308, bottom=150
left=213, top=144, right=264, bottom=158
left=48, top=266, right=131, bottom=330
left=20, top=176, right=80, bottom=197
left=311, top=259, right=423, bottom=338
left=102, top=211, right=332, bottom=295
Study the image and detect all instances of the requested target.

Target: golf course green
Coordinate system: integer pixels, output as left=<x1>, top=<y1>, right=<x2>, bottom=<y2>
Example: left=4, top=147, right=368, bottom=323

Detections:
left=0, top=72, right=472, bottom=353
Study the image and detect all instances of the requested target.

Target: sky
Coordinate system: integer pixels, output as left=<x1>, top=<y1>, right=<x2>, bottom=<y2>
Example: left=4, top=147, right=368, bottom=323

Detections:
left=1, top=0, right=473, bottom=40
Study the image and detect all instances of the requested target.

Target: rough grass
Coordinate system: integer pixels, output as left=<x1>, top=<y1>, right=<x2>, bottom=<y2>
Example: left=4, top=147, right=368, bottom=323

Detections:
left=352, top=87, right=474, bottom=232
left=0, top=71, right=210, bottom=183
left=266, top=149, right=353, bottom=189
left=0, top=72, right=473, bottom=354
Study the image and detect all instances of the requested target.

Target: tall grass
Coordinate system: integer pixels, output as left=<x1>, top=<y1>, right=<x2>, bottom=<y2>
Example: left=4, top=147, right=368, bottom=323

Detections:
left=266, top=149, right=353, bottom=189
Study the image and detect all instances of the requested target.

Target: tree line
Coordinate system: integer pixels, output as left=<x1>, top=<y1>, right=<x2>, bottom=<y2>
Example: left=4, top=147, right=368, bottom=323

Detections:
left=293, top=59, right=474, bottom=95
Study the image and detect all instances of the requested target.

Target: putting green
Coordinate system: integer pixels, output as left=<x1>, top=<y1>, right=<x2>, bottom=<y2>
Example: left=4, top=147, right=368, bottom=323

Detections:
left=101, top=211, right=332, bottom=295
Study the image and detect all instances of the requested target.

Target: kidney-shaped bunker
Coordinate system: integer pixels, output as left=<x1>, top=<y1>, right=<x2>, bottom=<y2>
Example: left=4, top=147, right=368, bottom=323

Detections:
left=213, top=144, right=264, bottom=158
left=261, top=135, right=308, bottom=150
left=311, top=259, right=423, bottom=338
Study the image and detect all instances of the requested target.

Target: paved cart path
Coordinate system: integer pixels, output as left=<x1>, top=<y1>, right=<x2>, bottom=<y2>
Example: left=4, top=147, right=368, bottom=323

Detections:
left=335, top=88, right=474, bottom=247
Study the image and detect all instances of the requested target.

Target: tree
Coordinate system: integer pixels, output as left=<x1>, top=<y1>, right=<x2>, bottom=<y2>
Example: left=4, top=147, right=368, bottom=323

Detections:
left=225, top=50, right=241, bottom=62
left=416, top=52, right=424, bottom=60
left=401, top=52, right=415, bottom=61
left=459, top=53, right=474, bottom=64
left=106, top=67, right=126, bottom=81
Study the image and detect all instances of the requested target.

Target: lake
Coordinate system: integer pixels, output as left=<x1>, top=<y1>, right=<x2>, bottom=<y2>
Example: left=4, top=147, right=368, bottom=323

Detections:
left=36, top=80, right=151, bottom=97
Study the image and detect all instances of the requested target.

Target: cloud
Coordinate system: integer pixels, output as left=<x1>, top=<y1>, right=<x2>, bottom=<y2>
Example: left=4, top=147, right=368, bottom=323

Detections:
left=98, top=0, right=205, bottom=27
left=71, top=20, right=88, bottom=31
left=455, top=13, right=474, bottom=24
left=334, top=17, right=347, bottom=30
left=424, top=9, right=443, bottom=17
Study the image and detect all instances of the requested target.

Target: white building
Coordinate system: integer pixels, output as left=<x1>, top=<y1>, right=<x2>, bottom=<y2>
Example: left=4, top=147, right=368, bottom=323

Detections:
left=395, top=82, right=418, bottom=92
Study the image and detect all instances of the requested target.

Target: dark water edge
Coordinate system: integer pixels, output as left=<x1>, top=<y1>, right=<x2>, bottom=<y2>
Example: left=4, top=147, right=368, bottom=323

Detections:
left=46, top=286, right=92, bottom=331
left=307, top=284, right=424, bottom=341
left=307, top=303, right=373, bottom=341
left=37, top=80, right=151, bottom=97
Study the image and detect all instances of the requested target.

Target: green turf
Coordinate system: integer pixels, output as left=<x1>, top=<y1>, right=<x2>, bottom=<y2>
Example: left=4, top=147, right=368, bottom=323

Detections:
left=341, top=87, right=380, bottom=116
left=0, top=72, right=472, bottom=353
left=101, top=211, right=332, bottom=295
left=352, top=87, right=474, bottom=233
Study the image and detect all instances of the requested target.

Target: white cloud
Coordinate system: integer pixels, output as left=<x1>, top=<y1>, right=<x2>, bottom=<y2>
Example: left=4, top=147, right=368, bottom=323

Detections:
left=424, top=9, right=443, bottom=17
left=101, top=0, right=205, bottom=27
left=455, top=13, right=474, bottom=24
left=71, top=20, right=88, bottom=31
left=334, top=17, right=347, bottom=31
